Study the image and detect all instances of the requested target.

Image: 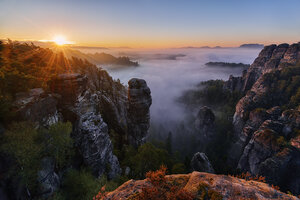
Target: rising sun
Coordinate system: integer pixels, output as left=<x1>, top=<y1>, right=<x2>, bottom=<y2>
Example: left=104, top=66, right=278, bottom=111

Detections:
left=52, top=35, right=69, bottom=46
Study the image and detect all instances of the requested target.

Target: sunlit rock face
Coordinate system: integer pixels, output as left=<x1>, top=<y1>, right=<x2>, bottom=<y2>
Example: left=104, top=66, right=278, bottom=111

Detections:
left=49, top=73, right=88, bottom=106
left=227, top=43, right=300, bottom=195
left=127, top=78, right=152, bottom=146
left=103, top=172, right=298, bottom=200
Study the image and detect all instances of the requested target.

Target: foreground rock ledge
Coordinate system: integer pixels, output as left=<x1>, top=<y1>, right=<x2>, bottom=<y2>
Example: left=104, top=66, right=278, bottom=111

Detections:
left=104, top=172, right=298, bottom=200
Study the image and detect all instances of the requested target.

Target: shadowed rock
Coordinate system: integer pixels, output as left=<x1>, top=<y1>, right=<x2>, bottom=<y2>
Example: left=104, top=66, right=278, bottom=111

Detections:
left=128, top=78, right=152, bottom=146
left=191, top=152, right=214, bottom=173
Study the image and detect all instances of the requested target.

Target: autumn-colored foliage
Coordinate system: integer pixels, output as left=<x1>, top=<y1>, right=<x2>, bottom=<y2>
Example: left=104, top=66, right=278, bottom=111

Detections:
left=93, top=186, right=108, bottom=200
left=271, top=185, right=280, bottom=191
left=233, top=172, right=281, bottom=192
left=234, top=172, right=266, bottom=182
left=133, top=165, right=193, bottom=200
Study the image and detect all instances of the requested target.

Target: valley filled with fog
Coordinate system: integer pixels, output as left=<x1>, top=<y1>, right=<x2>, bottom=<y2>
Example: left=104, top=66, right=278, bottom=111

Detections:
left=80, top=47, right=261, bottom=138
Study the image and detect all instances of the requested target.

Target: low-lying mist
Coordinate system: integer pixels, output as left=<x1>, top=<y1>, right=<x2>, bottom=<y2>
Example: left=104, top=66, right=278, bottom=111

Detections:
left=81, top=47, right=261, bottom=137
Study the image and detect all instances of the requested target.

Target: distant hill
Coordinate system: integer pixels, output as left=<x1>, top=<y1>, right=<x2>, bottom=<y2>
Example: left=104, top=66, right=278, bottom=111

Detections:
left=239, top=43, right=264, bottom=48
left=205, top=62, right=250, bottom=68
left=63, top=49, right=138, bottom=66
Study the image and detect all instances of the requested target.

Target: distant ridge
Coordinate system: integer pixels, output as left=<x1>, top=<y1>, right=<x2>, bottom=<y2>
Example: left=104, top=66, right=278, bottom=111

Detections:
left=239, top=43, right=264, bottom=48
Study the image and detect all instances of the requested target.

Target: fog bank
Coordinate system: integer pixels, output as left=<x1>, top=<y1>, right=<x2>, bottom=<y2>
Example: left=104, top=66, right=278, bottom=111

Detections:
left=84, top=48, right=261, bottom=133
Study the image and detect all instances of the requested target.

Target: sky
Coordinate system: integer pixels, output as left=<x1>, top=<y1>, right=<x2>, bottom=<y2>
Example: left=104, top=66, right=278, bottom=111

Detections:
left=0, top=0, right=300, bottom=48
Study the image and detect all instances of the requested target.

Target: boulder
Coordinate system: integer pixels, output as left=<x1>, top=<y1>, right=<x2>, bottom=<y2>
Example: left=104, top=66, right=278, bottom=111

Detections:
left=191, top=152, right=214, bottom=173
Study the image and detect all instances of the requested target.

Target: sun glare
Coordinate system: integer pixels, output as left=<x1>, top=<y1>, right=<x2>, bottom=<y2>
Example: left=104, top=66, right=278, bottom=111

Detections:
left=53, top=35, right=69, bottom=46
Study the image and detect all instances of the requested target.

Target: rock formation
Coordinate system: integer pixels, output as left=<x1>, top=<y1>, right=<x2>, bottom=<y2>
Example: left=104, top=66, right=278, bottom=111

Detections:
left=103, top=172, right=298, bottom=200
left=193, top=106, right=216, bottom=151
left=12, top=68, right=152, bottom=192
left=14, top=88, right=61, bottom=127
left=190, top=152, right=215, bottom=173
left=226, top=42, right=300, bottom=195
left=128, top=78, right=152, bottom=146
left=37, top=157, right=60, bottom=198
left=194, top=106, right=215, bottom=138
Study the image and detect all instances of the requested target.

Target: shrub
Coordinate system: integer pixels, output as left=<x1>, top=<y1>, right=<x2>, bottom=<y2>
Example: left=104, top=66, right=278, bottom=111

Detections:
left=171, top=163, right=186, bottom=174
left=131, top=166, right=193, bottom=200
left=0, top=122, right=43, bottom=191
left=41, top=122, right=74, bottom=168
left=62, top=169, right=102, bottom=200
left=0, top=121, right=74, bottom=193
left=124, top=143, right=170, bottom=179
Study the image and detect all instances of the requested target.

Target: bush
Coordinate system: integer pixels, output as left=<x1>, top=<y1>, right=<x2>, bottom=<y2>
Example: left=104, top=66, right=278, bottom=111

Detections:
left=171, top=163, right=186, bottom=174
left=41, top=122, right=74, bottom=168
left=0, top=122, right=43, bottom=190
left=130, top=166, right=193, bottom=200
left=124, top=143, right=170, bottom=179
left=62, top=169, right=101, bottom=200
left=0, top=121, right=74, bottom=192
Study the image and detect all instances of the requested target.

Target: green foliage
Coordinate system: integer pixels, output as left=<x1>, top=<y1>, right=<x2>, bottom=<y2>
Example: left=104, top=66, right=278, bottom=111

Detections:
left=59, top=169, right=124, bottom=200
left=122, top=143, right=170, bottom=179
left=265, top=64, right=300, bottom=109
left=0, top=122, right=43, bottom=190
left=42, top=122, right=74, bottom=168
left=0, top=121, right=74, bottom=192
left=0, top=95, right=14, bottom=123
left=179, top=79, right=242, bottom=114
left=171, top=163, right=186, bottom=174
left=177, top=79, right=240, bottom=173
left=0, top=40, right=103, bottom=99
left=61, top=169, right=101, bottom=200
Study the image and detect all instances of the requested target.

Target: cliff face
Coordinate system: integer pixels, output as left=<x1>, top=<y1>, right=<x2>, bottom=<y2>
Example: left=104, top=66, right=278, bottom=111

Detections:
left=224, top=43, right=300, bottom=93
left=226, top=42, right=300, bottom=195
left=103, top=172, right=298, bottom=200
left=14, top=68, right=152, bottom=180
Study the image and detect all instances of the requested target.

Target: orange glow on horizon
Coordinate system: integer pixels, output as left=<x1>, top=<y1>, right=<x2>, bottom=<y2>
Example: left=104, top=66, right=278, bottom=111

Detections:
left=52, top=35, right=74, bottom=46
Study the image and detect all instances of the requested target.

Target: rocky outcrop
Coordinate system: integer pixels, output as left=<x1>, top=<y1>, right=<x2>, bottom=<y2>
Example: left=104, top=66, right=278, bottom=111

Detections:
left=75, top=112, right=121, bottom=179
left=37, top=157, right=60, bottom=198
left=12, top=69, right=152, bottom=181
left=191, top=152, right=214, bottom=173
left=50, top=73, right=122, bottom=179
left=49, top=73, right=87, bottom=106
left=195, top=106, right=215, bottom=139
left=14, top=88, right=61, bottom=127
left=127, top=78, right=152, bottom=146
left=227, top=43, right=300, bottom=195
left=224, top=43, right=300, bottom=93
left=103, top=172, right=298, bottom=200
left=223, top=74, right=245, bottom=92
left=47, top=73, right=152, bottom=178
